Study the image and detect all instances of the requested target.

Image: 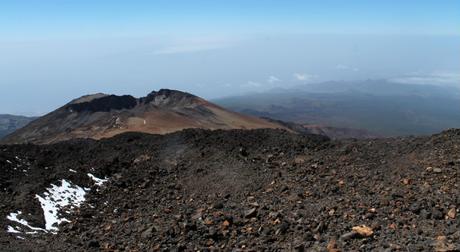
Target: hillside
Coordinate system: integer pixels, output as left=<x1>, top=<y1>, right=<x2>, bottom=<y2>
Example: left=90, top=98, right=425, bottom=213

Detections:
left=0, top=129, right=458, bottom=251
left=0, top=115, right=35, bottom=139
left=1, top=89, right=286, bottom=144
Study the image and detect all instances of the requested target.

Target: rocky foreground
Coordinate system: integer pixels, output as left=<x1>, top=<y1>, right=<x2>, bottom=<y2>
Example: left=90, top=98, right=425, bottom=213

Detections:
left=0, top=129, right=459, bottom=251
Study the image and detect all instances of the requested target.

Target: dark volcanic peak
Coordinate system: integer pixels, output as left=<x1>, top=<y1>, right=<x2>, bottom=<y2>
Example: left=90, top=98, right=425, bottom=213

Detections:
left=141, top=89, right=201, bottom=107
left=69, top=93, right=109, bottom=104
left=67, top=89, right=201, bottom=113
left=67, top=95, right=138, bottom=113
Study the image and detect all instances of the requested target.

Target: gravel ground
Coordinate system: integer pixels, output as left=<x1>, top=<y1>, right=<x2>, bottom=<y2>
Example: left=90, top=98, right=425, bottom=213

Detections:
left=0, top=128, right=459, bottom=251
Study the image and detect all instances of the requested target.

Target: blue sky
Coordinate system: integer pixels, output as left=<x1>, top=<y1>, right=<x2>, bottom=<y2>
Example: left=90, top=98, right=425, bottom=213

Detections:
left=0, top=0, right=459, bottom=115
left=1, top=1, right=460, bottom=37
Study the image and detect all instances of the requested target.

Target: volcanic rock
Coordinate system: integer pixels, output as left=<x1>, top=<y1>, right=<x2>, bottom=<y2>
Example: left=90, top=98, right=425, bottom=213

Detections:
left=0, top=128, right=459, bottom=251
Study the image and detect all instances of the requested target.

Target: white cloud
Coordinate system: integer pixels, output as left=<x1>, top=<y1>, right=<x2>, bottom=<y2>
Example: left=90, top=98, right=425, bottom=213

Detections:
left=335, top=64, right=359, bottom=72
left=390, top=71, right=460, bottom=86
left=293, top=73, right=317, bottom=81
left=152, top=37, right=236, bottom=55
left=267, top=75, right=281, bottom=84
left=244, top=81, right=262, bottom=87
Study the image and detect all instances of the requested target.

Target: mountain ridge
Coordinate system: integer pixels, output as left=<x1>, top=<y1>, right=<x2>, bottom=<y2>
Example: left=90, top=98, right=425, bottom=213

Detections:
left=1, top=89, right=289, bottom=144
left=0, top=114, right=36, bottom=139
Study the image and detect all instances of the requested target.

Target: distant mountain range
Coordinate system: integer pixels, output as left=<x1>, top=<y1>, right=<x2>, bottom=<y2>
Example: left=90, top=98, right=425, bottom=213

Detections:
left=214, top=80, right=460, bottom=136
left=0, top=114, right=35, bottom=139
left=5, top=81, right=450, bottom=144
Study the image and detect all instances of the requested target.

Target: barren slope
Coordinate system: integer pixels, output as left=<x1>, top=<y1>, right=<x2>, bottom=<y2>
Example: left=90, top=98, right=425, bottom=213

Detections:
left=0, top=129, right=458, bottom=251
left=2, top=89, right=286, bottom=144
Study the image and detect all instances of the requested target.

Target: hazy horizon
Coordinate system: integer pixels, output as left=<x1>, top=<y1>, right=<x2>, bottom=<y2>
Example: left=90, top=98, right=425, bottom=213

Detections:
left=1, top=1, right=459, bottom=116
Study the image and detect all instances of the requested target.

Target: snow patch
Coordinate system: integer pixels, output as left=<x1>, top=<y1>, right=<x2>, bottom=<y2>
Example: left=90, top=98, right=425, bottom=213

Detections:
left=6, top=211, right=46, bottom=232
left=6, top=225, right=21, bottom=234
left=35, top=179, right=86, bottom=231
left=87, top=173, right=108, bottom=186
left=69, top=169, right=77, bottom=173
left=6, top=175, right=108, bottom=235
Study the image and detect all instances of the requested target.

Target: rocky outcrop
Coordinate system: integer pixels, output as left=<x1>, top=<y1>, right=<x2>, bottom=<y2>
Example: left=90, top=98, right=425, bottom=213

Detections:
left=141, top=89, right=202, bottom=107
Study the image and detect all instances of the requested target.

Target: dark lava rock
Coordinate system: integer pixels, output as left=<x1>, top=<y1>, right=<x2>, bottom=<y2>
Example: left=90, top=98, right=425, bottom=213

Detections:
left=141, top=226, right=156, bottom=239
left=213, top=201, right=224, bottom=209
left=409, top=202, right=421, bottom=214
left=0, top=128, right=459, bottom=251
left=420, top=209, right=431, bottom=219
left=340, top=231, right=358, bottom=241
left=87, top=240, right=100, bottom=248
left=432, top=208, right=444, bottom=220
left=244, top=208, right=258, bottom=218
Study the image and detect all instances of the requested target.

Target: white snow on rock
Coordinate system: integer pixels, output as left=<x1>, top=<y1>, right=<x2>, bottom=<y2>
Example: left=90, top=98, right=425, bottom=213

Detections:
left=6, top=211, right=46, bottom=232
left=69, top=169, right=77, bottom=173
left=87, top=173, right=108, bottom=186
left=6, top=174, right=109, bottom=236
left=6, top=225, right=21, bottom=234
left=35, top=179, right=87, bottom=231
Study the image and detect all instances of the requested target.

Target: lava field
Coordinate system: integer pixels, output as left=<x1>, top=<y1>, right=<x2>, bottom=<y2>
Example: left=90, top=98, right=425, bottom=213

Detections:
left=0, top=129, right=459, bottom=251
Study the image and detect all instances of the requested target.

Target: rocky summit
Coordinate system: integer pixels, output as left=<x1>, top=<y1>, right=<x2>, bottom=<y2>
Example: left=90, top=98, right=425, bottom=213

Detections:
left=0, top=128, right=459, bottom=251
left=1, top=89, right=286, bottom=145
